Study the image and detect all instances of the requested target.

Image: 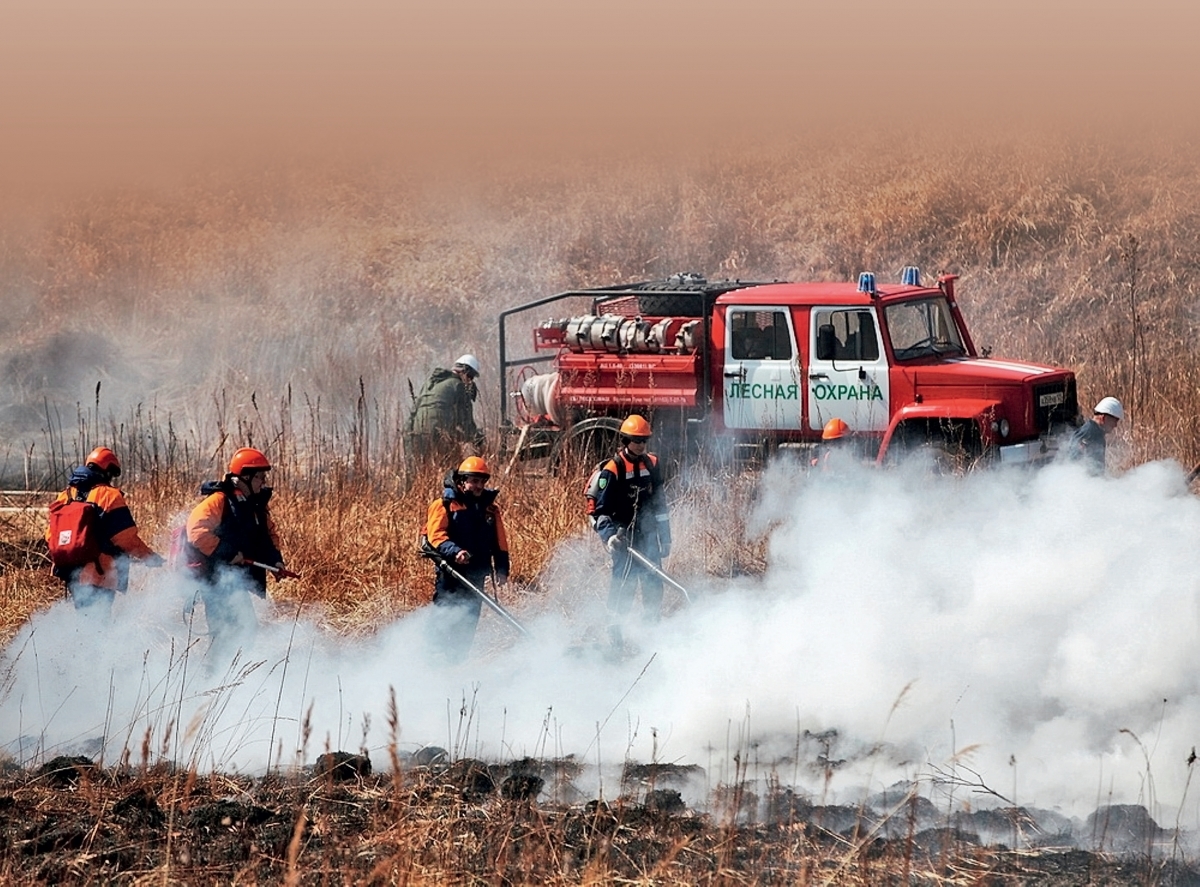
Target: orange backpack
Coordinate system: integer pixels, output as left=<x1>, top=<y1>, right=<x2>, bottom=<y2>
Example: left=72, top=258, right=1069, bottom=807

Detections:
left=47, top=492, right=104, bottom=578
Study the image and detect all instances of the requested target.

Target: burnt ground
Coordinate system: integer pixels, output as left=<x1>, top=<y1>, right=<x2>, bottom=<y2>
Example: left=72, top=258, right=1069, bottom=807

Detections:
left=0, top=754, right=1198, bottom=885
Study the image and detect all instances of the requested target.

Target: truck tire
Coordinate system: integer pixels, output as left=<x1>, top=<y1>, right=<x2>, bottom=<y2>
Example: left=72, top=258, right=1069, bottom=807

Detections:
left=551, top=417, right=623, bottom=475
left=885, top=419, right=986, bottom=473
left=921, top=440, right=971, bottom=475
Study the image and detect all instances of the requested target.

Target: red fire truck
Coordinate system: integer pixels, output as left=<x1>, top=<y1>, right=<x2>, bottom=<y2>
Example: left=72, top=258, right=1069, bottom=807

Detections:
left=498, top=268, right=1078, bottom=467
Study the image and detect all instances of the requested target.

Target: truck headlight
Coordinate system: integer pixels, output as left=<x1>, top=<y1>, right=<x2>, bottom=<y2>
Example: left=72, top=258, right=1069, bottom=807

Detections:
left=990, top=418, right=1010, bottom=439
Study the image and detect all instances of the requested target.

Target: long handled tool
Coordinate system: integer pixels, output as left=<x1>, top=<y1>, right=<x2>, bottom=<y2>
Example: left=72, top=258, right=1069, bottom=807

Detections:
left=625, top=544, right=692, bottom=604
left=249, top=561, right=302, bottom=580
left=420, top=545, right=529, bottom=636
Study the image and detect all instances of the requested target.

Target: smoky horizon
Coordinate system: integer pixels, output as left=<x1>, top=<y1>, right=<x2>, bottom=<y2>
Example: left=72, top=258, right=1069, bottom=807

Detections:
left=3, top=0, right=1200, bottom=194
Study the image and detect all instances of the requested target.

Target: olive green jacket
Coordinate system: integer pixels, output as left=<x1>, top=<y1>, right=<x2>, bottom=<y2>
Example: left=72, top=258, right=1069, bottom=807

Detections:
left=407, top=368, right=481, bottom=444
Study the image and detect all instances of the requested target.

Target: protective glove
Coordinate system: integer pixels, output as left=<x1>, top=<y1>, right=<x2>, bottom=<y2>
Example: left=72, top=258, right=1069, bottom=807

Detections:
left=606, top=531, right=627, bottom=553
left=143, top=552, right=166, bottom=568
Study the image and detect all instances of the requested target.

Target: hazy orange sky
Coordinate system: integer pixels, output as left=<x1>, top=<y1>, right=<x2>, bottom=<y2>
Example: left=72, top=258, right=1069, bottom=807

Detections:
left=2, top=0, right=1197, bottom=192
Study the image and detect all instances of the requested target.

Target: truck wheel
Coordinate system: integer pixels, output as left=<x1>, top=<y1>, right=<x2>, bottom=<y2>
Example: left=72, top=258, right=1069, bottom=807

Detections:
left=884, top=420, right=985, bottom=473
left=551, top=418, right=623, bottom=475
left=922, top=440, right=971, bottom=475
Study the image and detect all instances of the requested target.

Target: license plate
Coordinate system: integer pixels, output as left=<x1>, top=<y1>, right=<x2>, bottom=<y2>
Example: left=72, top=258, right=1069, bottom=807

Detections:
left=1038, top=392, right=1065, bottom=407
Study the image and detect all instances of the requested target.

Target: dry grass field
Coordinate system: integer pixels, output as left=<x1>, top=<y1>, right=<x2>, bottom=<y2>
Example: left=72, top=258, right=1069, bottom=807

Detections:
left=5, top=131, right=1200, bottom=626
left=4, top=131, right=1200, bottom=882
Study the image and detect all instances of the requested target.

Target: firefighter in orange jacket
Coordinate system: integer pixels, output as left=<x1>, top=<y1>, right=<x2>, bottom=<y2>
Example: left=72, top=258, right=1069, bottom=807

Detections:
left=184, top=447, right=285, bottom=662
left=47, top=446, right=163, bottom=617
left=424, top=456, right=510, bottom=661
left=587, top=415, right=671, bottom=638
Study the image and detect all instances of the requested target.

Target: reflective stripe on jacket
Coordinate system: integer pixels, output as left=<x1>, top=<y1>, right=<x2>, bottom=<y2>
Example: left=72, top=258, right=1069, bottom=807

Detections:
left=589, top=450, right=671, bottom=547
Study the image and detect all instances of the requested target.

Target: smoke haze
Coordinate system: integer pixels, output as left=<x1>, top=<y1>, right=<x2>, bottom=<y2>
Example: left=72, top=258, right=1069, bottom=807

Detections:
left=3, top=0, right=1200, bottom=192
left=5, top=0, right=1200, bottom=838
left=4, top=0, right=1200, bottom=455
left=5, top=459, right=1199, bottom=825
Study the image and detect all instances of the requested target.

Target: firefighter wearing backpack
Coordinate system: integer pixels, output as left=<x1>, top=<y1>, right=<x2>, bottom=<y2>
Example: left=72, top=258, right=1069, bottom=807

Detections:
left=586, top=415, right=672, bottom=639
left=46, top=446, right=164, bottom=618
left=405, top=354, right=486, bottom=467
left=184, top=447, right=286, bottom=662
left=424, top=456, right=510, bottom=662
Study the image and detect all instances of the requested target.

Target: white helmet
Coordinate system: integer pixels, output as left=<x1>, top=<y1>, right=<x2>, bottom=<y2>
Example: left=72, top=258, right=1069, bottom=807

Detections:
left=453, top=354, right=481, bottom=377
left=1094, top=396, right=1124, bottom=420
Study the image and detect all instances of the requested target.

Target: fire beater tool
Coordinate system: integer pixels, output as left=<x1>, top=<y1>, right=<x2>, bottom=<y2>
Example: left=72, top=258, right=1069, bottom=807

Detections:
left=419, top=543, right=530, bottom=636
left=624, top=544, right=692, bottom=604
left=249, top=561, right=302, bottom=580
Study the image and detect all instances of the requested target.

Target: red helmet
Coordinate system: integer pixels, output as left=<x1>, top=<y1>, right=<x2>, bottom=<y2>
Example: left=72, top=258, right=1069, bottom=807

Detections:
left=821, top=418, right=850, bottom=441
left=229, top=447, right=272, bottom=476
left=86, top=446, right=121, bottom=477
left=457, top=456, right=491, bottom=478
left=619, top=414, right=652, bottom=439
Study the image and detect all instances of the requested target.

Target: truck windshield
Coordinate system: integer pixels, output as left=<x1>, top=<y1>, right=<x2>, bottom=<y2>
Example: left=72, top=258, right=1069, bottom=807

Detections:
left=884, top=297, right=966, bottom=360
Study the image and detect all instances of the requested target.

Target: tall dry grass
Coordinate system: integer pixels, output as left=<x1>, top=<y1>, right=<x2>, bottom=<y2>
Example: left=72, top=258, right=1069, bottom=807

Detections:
left=6, top=135, right=1200, bottom=884
left=4, top=130, right=1200, bottom=634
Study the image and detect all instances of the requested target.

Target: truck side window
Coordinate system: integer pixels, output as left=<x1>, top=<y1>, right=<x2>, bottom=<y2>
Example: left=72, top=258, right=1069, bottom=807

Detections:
left=816, top=324, right=837, bottom=361
left=815, top=310, right=879, bottom=361
left=730, top=310, right=793, bottom=360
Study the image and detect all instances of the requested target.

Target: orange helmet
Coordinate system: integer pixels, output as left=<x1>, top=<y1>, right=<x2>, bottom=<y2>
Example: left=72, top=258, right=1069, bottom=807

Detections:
left=229, top=447, right=272, bottom=476
left=85, top=446, right=121, bottom=477
left=457, top=456, right=491, bottom=478
left=821, top=418, right=850, bottom=441
left=619, top=414, right=652, bottom=439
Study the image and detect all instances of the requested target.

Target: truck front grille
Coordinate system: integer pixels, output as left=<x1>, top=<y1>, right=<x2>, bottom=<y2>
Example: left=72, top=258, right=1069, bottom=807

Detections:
left=1033, top=378, right=1077, bottom=431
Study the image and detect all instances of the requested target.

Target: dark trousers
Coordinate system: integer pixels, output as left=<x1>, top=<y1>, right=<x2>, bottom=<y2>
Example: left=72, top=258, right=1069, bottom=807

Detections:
left=67, top=583, right=116, bottom=620
left=607, top=541, right=664, bottom=622
left=197, top=567, right=261, bottom=670
left=429, top=568, right=486, bottom=663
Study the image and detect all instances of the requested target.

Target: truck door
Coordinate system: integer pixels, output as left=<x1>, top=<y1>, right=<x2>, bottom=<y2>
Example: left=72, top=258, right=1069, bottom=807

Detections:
left=807, top=307, right=890, bottom=433
left=722, top=307, right=802, bottom=431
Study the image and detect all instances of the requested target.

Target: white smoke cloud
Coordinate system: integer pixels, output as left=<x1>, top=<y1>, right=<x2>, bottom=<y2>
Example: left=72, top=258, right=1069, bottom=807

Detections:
left=4, top=458, right=1200, bottom=832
